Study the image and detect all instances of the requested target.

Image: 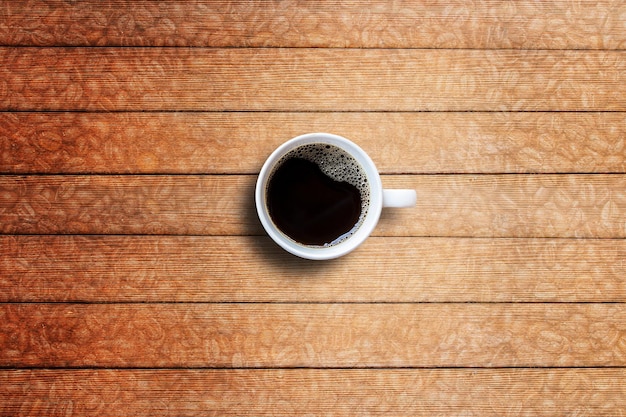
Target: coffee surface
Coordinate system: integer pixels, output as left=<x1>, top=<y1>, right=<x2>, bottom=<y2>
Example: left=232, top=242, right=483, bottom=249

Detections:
left=266, top=144, right=368, bottom=247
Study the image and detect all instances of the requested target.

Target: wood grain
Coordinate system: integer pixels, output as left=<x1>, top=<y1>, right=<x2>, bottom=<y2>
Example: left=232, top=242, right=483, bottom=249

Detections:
left=2, top=111, right=625, bottom=175
left=1, top=48, right=625, bottom=111
left=2, top=174, right=626, bottom=238
left=384, top=174, right=626, bottom=239
left=2, top=369, right=625, bottom=416
left=0, top=175, right=258, bottom=235
left=2, top=303, right=626, bottom=368
left=2, top=235, right=625, bottom=303
left=1, top=0, right=624, bottom=49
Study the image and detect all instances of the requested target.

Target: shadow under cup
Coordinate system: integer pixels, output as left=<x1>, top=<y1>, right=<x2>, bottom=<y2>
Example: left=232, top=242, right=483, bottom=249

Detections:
left=256, top=133, right=414, bottom=260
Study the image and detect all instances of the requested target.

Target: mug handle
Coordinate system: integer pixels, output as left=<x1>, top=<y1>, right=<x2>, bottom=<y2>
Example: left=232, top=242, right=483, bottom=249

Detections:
left=382, top=189, right=417, bottom=208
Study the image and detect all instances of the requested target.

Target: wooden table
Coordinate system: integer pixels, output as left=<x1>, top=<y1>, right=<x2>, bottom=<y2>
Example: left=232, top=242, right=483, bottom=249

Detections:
left=1, top=1, right=626, bottom=415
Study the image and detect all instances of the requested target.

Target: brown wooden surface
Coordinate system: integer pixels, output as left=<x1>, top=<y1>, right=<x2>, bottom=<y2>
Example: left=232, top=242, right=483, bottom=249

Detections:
left=2, top=369, right=625, bottom=417
left=1, top=112, right=625, bottom=174
left=1, top=1, right=625, bottom=415
left=2, top=48, right=625, bottom=111
left=1, top=0, right=625, bottom=49
left=2, top=235, right=625, bottom=303
left=2, top=303, right=626, bottom=368
left=2, top=174, right=626, bottom=237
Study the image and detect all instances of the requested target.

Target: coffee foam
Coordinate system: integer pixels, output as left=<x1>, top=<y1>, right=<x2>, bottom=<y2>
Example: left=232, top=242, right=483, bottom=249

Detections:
left=272, top=143, right=370, bottom=246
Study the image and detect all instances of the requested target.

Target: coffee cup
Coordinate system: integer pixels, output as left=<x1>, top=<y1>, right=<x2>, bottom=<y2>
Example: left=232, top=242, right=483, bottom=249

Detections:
left=256, top=133, right=416, bottom=260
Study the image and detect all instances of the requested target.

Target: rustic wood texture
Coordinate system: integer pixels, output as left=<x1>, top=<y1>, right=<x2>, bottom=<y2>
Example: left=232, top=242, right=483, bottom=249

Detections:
left=1, top=48, right=625, bottom=112
left=1, top=111, right=625, bottom=175
left=2, top=303, right=626, bottom=368
left=2, top=174, right=626, bottom=237
left=2, top=369, right=625, bottom=417
left=1, top=235, right=625, bottom=303
left=1, top=0, right=625, bottom=415
left=1, top=0, right=625, bottom=49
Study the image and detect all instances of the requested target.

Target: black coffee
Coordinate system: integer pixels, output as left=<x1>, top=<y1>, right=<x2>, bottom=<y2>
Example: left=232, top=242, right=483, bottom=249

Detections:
left=266, top=144, right=369, bottom=247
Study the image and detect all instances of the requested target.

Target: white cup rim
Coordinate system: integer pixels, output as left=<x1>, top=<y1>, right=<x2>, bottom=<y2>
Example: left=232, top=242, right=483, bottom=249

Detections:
left=255, top=133, right=383, bottom=260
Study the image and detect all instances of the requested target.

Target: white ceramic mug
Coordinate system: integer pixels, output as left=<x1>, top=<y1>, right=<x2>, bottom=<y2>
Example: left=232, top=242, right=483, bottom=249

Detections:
left=256, top=133, right=416, bottom=260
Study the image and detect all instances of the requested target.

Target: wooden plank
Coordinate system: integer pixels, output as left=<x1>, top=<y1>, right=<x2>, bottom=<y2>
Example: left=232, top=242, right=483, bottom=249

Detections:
left=1, top=369, right=625, bottom=416
left=392, top=174, right=626, bottom=239
left=0, top=175, right=257, bottom=236
left=2, top=111, right=625, bottom=175
left=1, top=0, right=625, bottom=49
left=2, top=235, right=625, bottom=303
left=1, top=303, right=625, bottom=367
left=2, top=174, right=626, bottom=238
left=1, top=48, right=625, bottom=111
